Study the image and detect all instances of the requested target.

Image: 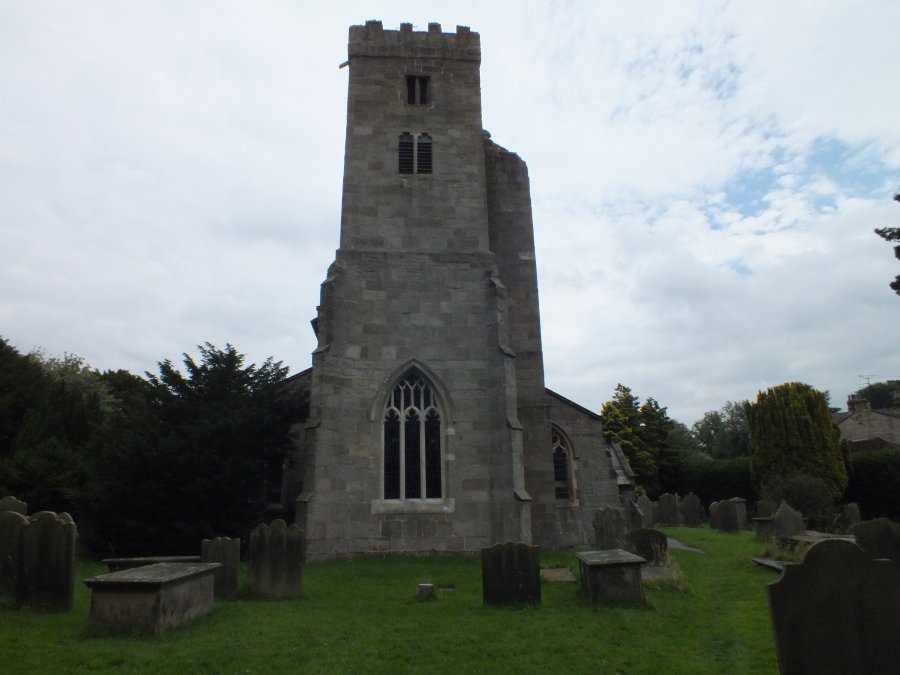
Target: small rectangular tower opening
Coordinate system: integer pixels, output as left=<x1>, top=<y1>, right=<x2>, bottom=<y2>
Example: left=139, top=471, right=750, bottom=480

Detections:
left=406, top=75, right=429, bottom=105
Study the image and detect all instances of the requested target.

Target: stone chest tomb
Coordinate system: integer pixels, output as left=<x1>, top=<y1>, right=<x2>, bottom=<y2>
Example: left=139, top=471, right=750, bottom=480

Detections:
left=283, top=21, right=633, bottom=561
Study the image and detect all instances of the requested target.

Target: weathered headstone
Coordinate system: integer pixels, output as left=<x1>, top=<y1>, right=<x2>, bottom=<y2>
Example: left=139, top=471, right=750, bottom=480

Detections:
left=755, top=499, right=778, bottom=519
left=657, top=493, right=679, bottom=526
left=681, top=493, right=702, bottom=527
left=201, top=536, right=241, bottom=599
left=637, top=494, right=655, bottom=527
left=416, top=583, right=435, bottom=602
left=851, top=517, right=900, bottom=572
left=592, top=506, right=627, bottom=550
left=0, top=510, right=28, bottom=599
left=624, top=528, right=668, bottom=566
left=772, top=501, right=805, bottom=539
left=715, top=498, right=746, bottom=532
left=480, top=541, right=541, bottom=605
left=833, top=503, right=862, bottom=534
left=768, top=539, right=900, bottom=674
left=16, top=511, right=77, bottom=610
left=0, top=496, right=26, bottom=515
left=708, top=501, right=722, bottom=530
left=249, top=519, right=305, bottom=598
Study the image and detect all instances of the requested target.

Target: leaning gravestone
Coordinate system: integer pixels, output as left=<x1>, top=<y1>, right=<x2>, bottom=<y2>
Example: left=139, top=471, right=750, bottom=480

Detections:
left=0, top=496, right=27, bottom=515
left=657, top=493, right=679, bottom=526
left=772, top=501, right=805, bottom=539
left=201, top=536, right=241, bottom=599
left=681, top=493, right=702, bottom=528
left=16, top=511, right=77, bottom=610
left=833, top=503, right=862, bottom=534
left=637, top=494, right=655, bottom=527
left=592, top=506, right=627, bottom=550
left=481, top=541, right=541, bottom=605
left=768, top=539, right=900, bottom=674
left=0, top=510, right=28, bottom=599
left=624, top=528, right=668, bottom=566
left=850, top=517, right=900, bottom=572
left=249, top=519, right=305, bottom=598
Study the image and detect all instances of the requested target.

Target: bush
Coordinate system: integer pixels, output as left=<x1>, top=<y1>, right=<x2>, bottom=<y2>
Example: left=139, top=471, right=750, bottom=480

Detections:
left=844, top=449, right=900, bottom=520
left=677, top=455, right=754, bottom=506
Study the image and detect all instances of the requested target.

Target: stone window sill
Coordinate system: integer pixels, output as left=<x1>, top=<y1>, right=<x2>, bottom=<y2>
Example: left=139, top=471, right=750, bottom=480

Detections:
left=371, top=498, right=455, bottom=514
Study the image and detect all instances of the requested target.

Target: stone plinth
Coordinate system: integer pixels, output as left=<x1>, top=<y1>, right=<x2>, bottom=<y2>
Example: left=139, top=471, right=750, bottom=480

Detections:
left=576, top=549, right=646, bottom=605
left=84, top=562, right=220, bottom=634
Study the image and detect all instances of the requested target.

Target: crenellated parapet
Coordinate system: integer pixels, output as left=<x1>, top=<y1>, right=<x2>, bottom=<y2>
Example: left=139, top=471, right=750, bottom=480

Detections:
left=348, top=20, right=480, bottom=62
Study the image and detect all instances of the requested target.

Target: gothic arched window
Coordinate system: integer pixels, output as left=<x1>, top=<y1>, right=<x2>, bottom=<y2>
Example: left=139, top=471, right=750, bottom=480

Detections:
left=552, top=428, right=574, bottom=501
left=398, top=132, right=432, bottom=175
left=383, top=372, right=442, bottom=499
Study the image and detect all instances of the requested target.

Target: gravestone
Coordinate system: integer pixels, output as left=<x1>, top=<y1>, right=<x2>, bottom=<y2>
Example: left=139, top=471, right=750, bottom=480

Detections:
left=592, top=506, right=627, bottom=550
left=249, top=519, right=305, bottom=598
left=681, top=493, right=702, bottom=527
left=0, top=496, right=26, bottom=515
left=624, top=528, right=668, bottom=566
left=768, top=539, right=900, bottom=674
left=636, top=495, right=655, bottom=527
left=16, top=511, right=77, bottom=610
left=715, top=499, right=746, bottom=533
left=756, top=499, right=778, bottom=519
left=201, top=536, right=241, bottom=599
left=850, top=517, right=900, bottom=572
left=480, top=541, right=541, bottom=605
left=576, top=549, right=646, bottom=605
left=708, top=501, right=722, bottom=530
left=772, top=501, right=805, bottom=539
left=833, top=503, right=861, bottom=534
left=0, top=510, right=28, bottom=599
left=657, top=493, right=679, bottom=526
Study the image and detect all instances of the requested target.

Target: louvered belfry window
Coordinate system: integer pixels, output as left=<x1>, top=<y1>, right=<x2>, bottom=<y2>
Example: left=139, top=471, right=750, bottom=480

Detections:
left=383, top=372, right=442, bottom=500
left=416, top=133, right=432, bottom=174
left=398, top=132, right=414, bottom=174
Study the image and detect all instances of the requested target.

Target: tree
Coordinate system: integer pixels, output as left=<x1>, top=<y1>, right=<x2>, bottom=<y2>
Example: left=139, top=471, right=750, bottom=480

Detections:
left=601, top=384, right=658, bottom=494
left=691, top=400, right=750, bottom=458
left=0, top=344, right=112, bottom=514
left=746, top=382, right=848, bottom=501
left=88, top=343, right=305, bottom=554
left=874, top=192, right=900, bottom=295
left=856, top=380, right=900, bottom=409
left=639, top=398, right=677, bottom=494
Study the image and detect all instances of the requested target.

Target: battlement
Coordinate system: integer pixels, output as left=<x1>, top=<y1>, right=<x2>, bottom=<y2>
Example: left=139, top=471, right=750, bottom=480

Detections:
left=348, top=20, right=480, bottom=62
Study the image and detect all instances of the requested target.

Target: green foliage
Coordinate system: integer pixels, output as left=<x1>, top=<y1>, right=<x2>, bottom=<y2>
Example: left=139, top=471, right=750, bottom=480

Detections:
left=691, top=400, right=750, bottom=458
left=844, top=449, right=900, bottom=520
left=856, top=380, right=900, bottom=409
left=0, top=341, right=110, bottom=513
left=88, top=343, right=305, bottom=555
left=746, top=382, right=848, bottom=500
left=600, top=385, right=685, bottom=497
left=873, top=192, right=900, bottom=295
left=600, top=384, right=657, bottom=494
left=677, top=455, right=754, bottom=505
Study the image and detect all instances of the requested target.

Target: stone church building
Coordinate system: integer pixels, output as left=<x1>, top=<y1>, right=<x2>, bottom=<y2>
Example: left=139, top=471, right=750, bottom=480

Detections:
left=283, top=21, right=633, bottom=561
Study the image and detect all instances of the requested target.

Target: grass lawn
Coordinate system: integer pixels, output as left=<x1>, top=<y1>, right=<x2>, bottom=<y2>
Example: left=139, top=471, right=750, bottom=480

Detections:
left=0, top=527, right=779, bottom=674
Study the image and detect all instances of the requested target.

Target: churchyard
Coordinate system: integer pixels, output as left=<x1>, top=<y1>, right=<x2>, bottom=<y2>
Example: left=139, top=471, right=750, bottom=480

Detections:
left=1, top=526, right=781, bottom=674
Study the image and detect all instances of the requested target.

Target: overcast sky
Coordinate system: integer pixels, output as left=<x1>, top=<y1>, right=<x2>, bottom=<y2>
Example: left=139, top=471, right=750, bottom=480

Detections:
left=1, top=1, right=898, bottom=425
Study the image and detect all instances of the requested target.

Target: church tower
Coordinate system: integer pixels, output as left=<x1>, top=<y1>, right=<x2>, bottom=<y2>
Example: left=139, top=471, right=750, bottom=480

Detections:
left=292, top=21, right=629, bottom=561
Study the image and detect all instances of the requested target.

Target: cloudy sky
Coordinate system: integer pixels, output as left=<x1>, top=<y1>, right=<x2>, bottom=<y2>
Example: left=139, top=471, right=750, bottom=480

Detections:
left=1, top=1, right=898, bottom=425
